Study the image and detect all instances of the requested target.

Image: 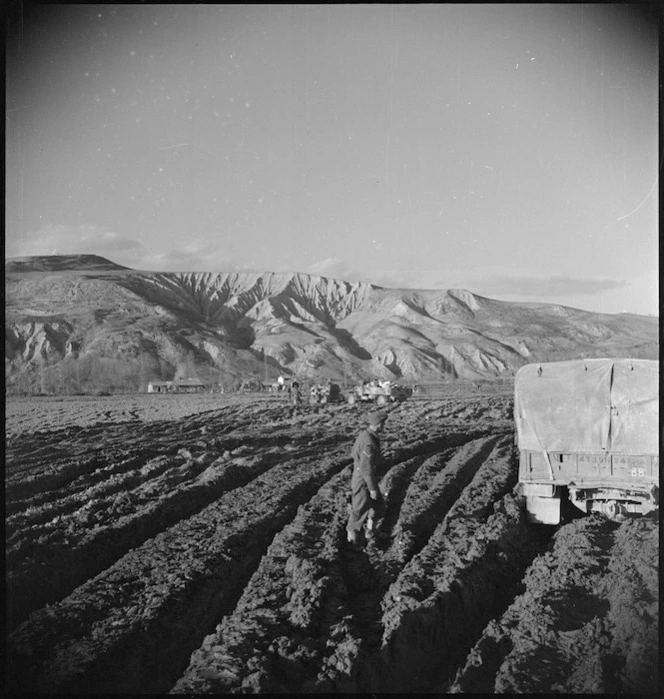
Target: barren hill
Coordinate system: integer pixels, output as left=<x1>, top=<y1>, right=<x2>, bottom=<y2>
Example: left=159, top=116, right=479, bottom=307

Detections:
left=5, top=254, right=129, bottom=273
left=5, top=255, right=658, bottom=393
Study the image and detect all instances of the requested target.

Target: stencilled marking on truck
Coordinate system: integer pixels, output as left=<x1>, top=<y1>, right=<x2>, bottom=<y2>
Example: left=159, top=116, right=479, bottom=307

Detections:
left=578, top=454, right=611, bottom=475
left=578, top=455, right=611, bottom=464
left=612, top=455, right=655, bottom=478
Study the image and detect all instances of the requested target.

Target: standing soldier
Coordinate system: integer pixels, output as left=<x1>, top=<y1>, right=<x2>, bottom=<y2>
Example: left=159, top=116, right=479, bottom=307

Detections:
left=346, top=410, right=389, bottom=547
left=291, top=380, right=302, bottom=406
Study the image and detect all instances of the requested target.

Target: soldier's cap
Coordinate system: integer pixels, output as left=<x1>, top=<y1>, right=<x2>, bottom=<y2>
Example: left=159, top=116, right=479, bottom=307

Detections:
left=367, top=410, right=389, bottom=427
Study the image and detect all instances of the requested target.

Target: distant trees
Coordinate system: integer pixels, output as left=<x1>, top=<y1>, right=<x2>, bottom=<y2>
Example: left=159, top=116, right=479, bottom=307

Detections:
left=51, top=357, right=136, bottom=394
left=6, top=353, right=244, bottom=396
left=4, top=354, right=243, bottom=395
left=5, top=356, right=172, bottom=395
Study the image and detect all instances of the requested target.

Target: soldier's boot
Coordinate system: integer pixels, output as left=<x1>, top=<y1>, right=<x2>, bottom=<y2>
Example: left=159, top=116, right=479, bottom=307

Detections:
left=366, top=516, right=389, bottom=543
left=369, top=529, right=389, bottom=543
left=347, top=529, right=364, bottom=550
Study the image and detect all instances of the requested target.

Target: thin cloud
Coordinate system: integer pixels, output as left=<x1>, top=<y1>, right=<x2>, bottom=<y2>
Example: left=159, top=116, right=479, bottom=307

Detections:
left=308, top=257, right=367, bottom=283
left=362, top=269, right=630, bottom=299
left=7, top=224, right=143, bottom=260
left=149, top=241, right=238, bottom=273
left=361, top=269, right=465, bottom=290
left=474, top=275, right=628, bottom=298
left=5, top=225, right=239, bottom=273
left=317, top=268, right=636, bottom=315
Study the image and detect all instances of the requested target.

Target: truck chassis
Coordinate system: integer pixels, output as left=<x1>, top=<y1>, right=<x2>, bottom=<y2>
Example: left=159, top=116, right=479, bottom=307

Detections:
left=515, top=359, right=658, bottom=525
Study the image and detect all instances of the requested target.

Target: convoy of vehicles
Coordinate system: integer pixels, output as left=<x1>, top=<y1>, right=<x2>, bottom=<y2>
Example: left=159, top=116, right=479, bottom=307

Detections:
left=241, top=376, right=414, bottom=407
left=514, top=358, right=659, bottom=525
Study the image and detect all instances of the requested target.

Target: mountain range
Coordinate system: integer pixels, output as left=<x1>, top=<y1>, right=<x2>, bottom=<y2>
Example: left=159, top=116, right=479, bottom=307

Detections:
left=5, top=255, right=659, bottom=393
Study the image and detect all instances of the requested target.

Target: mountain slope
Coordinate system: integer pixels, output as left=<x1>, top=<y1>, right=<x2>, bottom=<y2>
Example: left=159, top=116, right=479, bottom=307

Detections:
left=5, top=256, right=658, bottom=393
left=5, top=254, right=129, bottom=273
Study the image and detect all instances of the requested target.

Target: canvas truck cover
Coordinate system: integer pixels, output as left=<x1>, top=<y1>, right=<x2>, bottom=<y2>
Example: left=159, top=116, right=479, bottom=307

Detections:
left=515, top=359, right=659, bottom=456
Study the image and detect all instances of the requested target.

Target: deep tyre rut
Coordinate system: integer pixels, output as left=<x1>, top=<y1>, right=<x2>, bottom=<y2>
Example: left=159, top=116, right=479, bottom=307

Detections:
left=6, top=415, right=346, bottom=629
left=451, top=514, right=659, bottom=694
left=370, top=438, right=551, bottom=692
left=172, top=471, right=355, bottom=694
left=6, top=443, right=333, bottom=629
left=7, top=393, right=654, bottom=695
left=6, top=452, right=350, bottom=693
left=171, top=435, right=529, bottom=694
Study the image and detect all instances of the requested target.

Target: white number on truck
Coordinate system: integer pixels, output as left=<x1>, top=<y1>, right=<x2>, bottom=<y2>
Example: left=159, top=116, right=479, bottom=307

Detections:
left=630, top=468, right=646, bottom=477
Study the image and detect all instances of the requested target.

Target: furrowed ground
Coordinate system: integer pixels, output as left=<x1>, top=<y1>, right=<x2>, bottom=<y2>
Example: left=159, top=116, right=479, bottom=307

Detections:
left=5, top=389, right=659, bottom=694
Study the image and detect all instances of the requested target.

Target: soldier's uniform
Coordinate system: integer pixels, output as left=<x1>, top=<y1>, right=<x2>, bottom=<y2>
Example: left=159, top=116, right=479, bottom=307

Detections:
left=347, top=410, right=388, bottom=544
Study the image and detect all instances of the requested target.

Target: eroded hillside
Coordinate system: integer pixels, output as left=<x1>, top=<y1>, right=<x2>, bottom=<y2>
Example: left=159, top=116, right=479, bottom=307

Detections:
left=5, top=256, right=659, bottom=393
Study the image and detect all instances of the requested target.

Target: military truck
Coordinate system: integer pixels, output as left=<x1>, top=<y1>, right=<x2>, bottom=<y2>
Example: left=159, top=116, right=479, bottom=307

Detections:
left=346, top=380, right=412, bottom=406
left=514, top=358, right=659, bottom=524
left=309, top=381, right=342, bottom=405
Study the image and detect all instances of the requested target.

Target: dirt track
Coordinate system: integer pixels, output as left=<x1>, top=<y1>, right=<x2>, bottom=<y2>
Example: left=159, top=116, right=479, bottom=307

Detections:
left=5, top=391, right=659, bottom=693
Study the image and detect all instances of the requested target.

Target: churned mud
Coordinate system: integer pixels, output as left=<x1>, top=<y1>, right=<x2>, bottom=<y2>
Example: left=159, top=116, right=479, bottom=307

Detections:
left=451, top=513, right=659, bottom=694
left=5, top=389, right=658, bottom=693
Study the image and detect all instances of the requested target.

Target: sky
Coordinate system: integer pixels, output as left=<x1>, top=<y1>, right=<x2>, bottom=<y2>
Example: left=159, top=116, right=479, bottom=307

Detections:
left=5, top=3, right=660, bottom=316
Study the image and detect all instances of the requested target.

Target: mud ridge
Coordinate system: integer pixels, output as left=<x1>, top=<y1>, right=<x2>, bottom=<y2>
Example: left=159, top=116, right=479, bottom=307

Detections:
left=5, top=451, right=164, bottom=525
left=6, top=392, right=654, bottom=694
left=7, top=418, right=350, bottom=629
left=365, top=440, right=549, bottom=692
left=392, top=436, right=502, bottom=565
left=378, top=453, right=439, bottom=537
left=171, top=471, right=355, bottom=694
left=599, top=516, right=659, bottom=693
left=171, top=436, right=519, bottom=694
left=6, top=450, right=279, bottom=629
left=450, top=514, right=659, bottom=694
left=6, top=453, right=351, bottom=693
left=377, top=495, right=548, bottom=692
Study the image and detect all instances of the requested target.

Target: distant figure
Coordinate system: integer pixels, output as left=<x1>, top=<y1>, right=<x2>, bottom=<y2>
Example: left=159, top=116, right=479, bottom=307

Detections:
left=290, top=380, right=302, bottom=407
left=346, top=410, right=389, bottom=547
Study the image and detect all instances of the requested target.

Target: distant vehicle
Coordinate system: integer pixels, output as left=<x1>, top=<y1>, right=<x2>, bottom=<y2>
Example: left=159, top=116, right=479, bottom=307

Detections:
left=239, top=379, right=265, bottom=393
left=309, top=381, right=342, bottom=405
left=267, top=376, right=287, bottom=393
left=268, top=376, right=296, bottom=393
left=346, top=380, right=412, bottom=406
left=514, top=358, right=659, bottom=524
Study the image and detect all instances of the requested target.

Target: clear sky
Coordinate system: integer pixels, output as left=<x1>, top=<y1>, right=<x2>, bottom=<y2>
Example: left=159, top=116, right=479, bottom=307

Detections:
left=5, top=3, right=660, bottom=315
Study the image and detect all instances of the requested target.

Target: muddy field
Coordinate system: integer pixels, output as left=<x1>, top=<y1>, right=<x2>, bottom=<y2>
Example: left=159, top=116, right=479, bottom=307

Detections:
left=5, top=390, right=659, bottom=694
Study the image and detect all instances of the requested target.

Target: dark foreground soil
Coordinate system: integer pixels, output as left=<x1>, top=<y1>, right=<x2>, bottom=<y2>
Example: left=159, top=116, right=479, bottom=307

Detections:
left=5, top=390, right=659, bottom=694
